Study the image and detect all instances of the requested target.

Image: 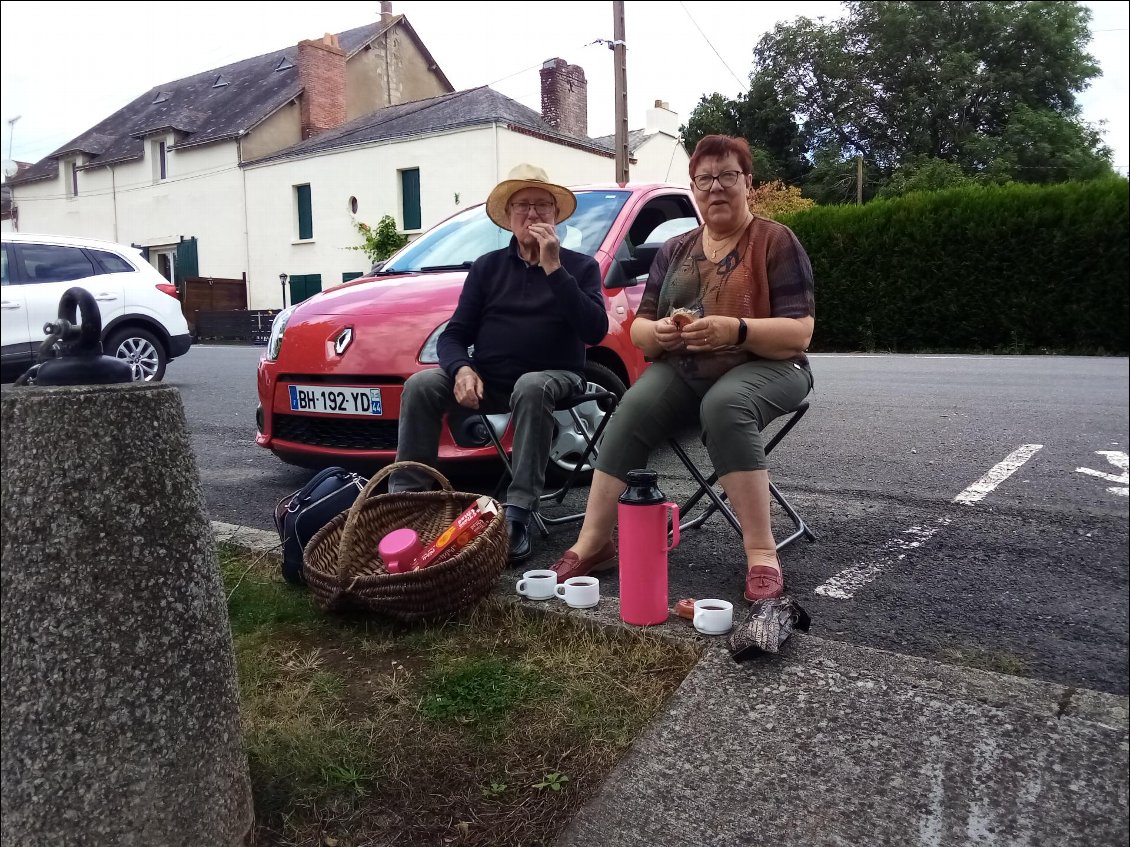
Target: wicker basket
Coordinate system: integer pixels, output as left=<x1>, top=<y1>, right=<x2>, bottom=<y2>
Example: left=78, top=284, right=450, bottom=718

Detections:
left=302, top=461, right=509, bottom=622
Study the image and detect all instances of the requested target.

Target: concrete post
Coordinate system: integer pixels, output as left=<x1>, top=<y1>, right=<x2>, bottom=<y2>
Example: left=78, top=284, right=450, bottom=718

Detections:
left=1, top=383, right=253, bottom=846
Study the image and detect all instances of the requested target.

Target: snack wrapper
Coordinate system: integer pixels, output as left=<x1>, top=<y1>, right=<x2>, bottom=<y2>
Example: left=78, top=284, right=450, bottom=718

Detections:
left=407, top=495, right=499, bottom=571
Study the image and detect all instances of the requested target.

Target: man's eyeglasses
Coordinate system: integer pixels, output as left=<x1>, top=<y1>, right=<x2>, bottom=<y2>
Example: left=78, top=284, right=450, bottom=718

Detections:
left=510, top=200, right=556, bottom=216
left=691, top=170, right=743, bottom=191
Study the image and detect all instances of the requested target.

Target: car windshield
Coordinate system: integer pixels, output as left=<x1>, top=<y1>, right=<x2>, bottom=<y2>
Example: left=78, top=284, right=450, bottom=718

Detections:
left=379, top=190, right=631, bottom=273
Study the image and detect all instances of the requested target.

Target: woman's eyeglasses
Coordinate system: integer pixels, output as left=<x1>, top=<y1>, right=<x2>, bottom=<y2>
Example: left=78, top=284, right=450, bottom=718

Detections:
left=510, top=200, right=556, bottom=216
left=691, top=170, right=743, bottom=191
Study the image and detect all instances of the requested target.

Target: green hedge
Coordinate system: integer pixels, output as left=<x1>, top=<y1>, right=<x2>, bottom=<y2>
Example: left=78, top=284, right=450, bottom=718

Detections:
left=778, top=178, right=1130, bottom=354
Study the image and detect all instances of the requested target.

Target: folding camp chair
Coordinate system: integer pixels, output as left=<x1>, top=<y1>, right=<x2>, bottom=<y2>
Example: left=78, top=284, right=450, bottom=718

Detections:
left=668, top=398, right=816, bottom=551
left=476, top=386, right=619, bottom=538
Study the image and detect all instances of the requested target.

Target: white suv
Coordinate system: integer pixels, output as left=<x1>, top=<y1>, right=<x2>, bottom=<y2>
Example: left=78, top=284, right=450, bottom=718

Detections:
left=1, top=232, right=192, bottom=381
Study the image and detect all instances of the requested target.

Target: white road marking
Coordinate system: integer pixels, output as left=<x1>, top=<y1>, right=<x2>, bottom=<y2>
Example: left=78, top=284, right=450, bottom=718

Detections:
left=815, top=517, right=952, bottom=600
left=815, top=444, right=1043, bottom=600
left=1076, top=450, right=1129, bottom=498
left=952, top=444, right=1044, bottom=504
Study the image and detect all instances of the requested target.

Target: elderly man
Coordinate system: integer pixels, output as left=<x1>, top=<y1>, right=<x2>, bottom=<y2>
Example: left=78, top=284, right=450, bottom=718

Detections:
left=390, top=164, right=608, bottom=563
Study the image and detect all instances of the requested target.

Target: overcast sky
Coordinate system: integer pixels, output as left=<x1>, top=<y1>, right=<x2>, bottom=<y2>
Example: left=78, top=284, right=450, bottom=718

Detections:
left=1, top=0, right=1127, bottom=175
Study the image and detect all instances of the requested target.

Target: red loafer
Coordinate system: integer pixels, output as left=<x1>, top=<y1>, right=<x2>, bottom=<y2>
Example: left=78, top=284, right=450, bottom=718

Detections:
left=744, top=565, right=785, bottom=602
left=550, top=540, right=617, bottom=583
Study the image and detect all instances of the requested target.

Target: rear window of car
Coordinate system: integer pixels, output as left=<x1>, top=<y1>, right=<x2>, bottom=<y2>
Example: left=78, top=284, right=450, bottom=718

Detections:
left=19, top=243, right=97, bottom=283
left=88, top=248, right=135, bottom=274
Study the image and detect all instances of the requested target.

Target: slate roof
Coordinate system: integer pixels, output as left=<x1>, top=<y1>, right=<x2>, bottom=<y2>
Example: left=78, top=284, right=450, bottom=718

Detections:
left=590, top=128, right=651, bottom=153
left=250, top=85, right=616, bottom=165
left=10, top=16, right=451, bottom=186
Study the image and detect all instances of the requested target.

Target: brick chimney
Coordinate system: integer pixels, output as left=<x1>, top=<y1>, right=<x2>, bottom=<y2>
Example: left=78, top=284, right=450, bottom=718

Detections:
left=381, top=1, right=394, bottom=27
left=298, top=33, right=346, bottom=139
left=540, top=58, right=588, bottom=138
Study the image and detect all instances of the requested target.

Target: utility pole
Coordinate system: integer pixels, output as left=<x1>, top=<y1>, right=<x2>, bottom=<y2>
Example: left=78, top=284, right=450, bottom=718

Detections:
left=856, top=154, right=863, bottom=205
left=6, top=115, right=20, bottom=162
left=613, top=1, right=628, bottom=184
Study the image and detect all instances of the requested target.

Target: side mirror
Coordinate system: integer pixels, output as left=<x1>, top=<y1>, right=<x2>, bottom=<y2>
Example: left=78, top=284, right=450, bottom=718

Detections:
left=604, top=244, right=660, bottom=291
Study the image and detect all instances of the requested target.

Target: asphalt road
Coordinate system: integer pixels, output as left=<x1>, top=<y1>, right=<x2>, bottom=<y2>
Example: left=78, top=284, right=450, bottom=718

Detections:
left=168, top=346, right=1129, bottom=693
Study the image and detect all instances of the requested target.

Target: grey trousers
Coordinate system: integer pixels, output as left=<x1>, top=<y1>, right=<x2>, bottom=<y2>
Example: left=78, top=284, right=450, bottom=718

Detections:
left=390, top=367, right=585, bottom=512
left=594, top=359, right=813, bottom=480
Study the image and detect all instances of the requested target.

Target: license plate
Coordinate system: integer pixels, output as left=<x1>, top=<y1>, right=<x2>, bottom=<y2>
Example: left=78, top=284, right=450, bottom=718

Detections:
left=288, top=385, right=383, bottom=416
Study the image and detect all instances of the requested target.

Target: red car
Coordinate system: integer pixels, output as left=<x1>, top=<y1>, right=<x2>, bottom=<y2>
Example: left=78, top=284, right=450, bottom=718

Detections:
left=256, top=182, right=701, bottom=472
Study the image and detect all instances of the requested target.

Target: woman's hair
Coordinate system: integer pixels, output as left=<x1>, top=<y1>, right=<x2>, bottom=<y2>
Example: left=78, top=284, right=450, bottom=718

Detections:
left=688, top=135, right=753, bottom=177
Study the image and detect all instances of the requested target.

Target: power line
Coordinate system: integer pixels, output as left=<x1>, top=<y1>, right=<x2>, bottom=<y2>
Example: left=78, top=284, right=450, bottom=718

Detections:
left=677, top=1, right=748, bottom=91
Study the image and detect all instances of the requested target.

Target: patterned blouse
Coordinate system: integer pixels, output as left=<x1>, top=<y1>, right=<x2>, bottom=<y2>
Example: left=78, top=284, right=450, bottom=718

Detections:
left=638, top=217, right=815, bottom=380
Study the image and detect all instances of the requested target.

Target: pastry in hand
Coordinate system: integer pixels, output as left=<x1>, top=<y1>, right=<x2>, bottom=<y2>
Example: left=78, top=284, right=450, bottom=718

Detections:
left=670, top=308, right=698, bottom=330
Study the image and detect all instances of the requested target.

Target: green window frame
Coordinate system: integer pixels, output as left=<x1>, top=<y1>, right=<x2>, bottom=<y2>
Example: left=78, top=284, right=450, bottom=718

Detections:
left=400, top=168, right=421, bottom=231
left=295, top=184, right=313, bottom=240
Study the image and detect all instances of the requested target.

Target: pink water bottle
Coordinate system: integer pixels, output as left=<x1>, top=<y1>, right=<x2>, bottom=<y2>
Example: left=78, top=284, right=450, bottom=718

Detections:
left=617, top=469, right=679, bottom=625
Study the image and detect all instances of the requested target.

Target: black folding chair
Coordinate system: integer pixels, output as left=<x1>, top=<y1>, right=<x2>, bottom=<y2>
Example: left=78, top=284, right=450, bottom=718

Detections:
left=668, top=398, right=816, bottom=551
left=477, top=387, right=619, bottom=538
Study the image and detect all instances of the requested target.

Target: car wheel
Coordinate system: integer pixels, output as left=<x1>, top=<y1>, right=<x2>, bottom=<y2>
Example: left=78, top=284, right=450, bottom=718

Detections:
left=545, top=360, right=627, bottom=483
left=106, top=327, right=167, bottom=382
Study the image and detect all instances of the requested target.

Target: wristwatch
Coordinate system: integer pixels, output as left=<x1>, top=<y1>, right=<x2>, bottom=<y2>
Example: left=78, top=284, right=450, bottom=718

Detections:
left=735, top=318, right=748, bottom=345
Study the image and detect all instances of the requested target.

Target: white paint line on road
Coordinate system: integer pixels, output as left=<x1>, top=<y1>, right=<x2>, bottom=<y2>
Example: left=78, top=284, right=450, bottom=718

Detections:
left=1076, top=450, right=1129, bottom=498
left=815, top=517, right=952, bottom=600
left=952, top=444, right=1043, bottom=504
left=815, top=444, right=1043, bottom=600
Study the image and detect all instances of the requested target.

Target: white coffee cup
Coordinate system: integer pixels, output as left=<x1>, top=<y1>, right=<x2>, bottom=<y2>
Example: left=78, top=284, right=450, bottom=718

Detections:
left=693, top=599, right=734, bottom=635
left=554, top=576, right=600, bottom=609
left=515, top=569, right=558, bottom=601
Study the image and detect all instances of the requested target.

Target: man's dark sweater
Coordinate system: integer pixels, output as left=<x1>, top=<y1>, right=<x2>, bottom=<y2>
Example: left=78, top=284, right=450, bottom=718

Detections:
left=437, top=238, right=608, bottom=386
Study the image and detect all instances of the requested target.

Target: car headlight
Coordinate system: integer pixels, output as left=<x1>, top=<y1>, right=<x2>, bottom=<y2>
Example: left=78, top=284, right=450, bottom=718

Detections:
left=266, top=306, right=295, bottom=362
left=418, top=321, right=449, bottom=363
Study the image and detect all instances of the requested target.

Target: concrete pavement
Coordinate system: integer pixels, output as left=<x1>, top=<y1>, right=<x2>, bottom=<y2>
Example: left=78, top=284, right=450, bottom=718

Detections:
left=212, top=520, right=1129, bottom=847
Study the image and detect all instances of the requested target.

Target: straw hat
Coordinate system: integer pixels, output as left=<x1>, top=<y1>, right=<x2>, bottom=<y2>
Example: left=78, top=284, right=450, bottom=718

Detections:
left=485, top=163, right=577, bottom=230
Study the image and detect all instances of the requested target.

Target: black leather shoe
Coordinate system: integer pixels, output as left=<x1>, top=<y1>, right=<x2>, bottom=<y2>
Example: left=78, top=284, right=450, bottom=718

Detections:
left=507, top=520, right=532, bottom=563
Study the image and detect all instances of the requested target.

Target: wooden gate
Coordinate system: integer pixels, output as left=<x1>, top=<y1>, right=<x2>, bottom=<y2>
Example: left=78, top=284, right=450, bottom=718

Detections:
left=181, top=275, right=247, bottom=333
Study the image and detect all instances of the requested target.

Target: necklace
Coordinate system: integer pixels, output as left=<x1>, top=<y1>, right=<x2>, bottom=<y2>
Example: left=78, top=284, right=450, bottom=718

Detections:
left=703, top=229, right=740, bottom=261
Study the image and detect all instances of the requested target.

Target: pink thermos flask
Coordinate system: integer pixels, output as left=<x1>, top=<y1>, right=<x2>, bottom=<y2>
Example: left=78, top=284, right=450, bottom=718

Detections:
left=617, top=469, right=680, bottom=625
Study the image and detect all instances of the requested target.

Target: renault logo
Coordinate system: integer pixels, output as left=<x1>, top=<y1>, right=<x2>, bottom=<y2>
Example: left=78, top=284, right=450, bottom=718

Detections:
left=334, top=327, right=353, bottom=355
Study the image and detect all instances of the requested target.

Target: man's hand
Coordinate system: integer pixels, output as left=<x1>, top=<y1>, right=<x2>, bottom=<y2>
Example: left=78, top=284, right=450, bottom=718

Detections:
left=453, top=365, right=484, bottom=409
left=681, top=316, right=740, bottom=352
left=527, top=222, right=561, bottom=275
left=654, top=317, right=686, bottom=352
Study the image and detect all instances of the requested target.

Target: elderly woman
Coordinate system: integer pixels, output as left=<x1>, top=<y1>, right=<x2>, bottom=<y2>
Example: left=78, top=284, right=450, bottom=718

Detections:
left=550, top=135, right=815, bottom=602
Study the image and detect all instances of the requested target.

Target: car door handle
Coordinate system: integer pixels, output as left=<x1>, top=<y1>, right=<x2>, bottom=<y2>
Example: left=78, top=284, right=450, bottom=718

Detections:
left=93, top=293, right=119, bottom=301
left=1, top=300, right=22, bottom=310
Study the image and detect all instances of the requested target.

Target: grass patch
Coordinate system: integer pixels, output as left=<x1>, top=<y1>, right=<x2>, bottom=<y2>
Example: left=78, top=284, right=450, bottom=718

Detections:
left=421, top=656, right=549, bottom=733
left=222, top=548, right=699, bottom=847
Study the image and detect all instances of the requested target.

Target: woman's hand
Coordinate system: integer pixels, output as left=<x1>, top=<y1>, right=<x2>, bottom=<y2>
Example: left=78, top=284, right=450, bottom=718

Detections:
left=654, top=317, right=686, bottom=352
left=680, top=316, right=740, bottom=352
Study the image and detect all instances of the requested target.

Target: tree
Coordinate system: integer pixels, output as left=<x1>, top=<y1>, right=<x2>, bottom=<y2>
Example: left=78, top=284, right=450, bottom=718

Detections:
left=963, top=104, right=1114, bottom=184
left=680, top=77, right=811, bottom=185
left=875, top=156, right=979, bottom=199
left=685, top=1, right=1113, bottom=200
left=681, top=93, right=740, bottom=150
